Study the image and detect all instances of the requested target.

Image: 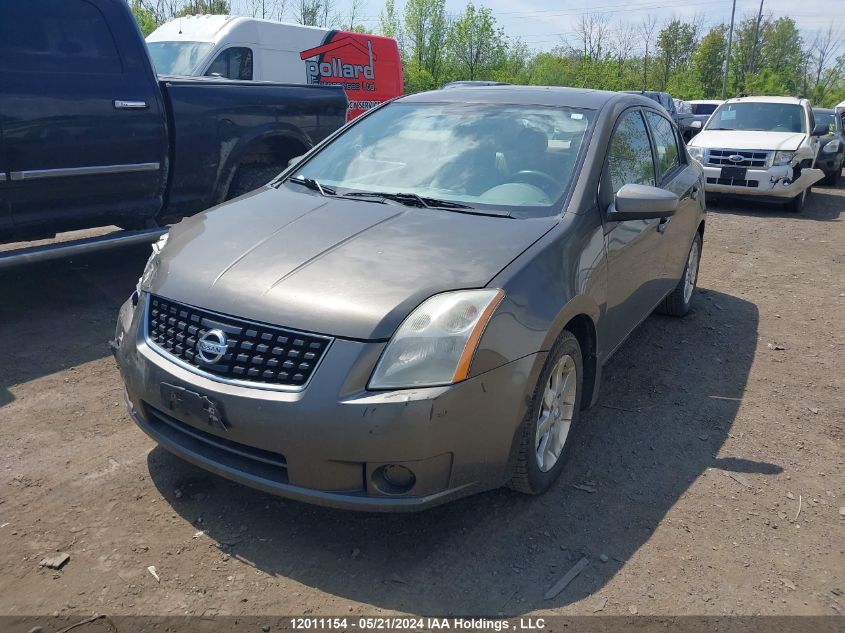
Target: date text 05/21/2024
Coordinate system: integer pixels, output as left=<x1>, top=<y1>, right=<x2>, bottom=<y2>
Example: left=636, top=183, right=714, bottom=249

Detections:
left=290, top=618, right=548, bottom=631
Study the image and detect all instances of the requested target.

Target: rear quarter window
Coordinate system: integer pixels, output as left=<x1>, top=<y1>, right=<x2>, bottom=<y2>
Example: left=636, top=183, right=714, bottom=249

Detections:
left=0, top=0, right=122, bottom=74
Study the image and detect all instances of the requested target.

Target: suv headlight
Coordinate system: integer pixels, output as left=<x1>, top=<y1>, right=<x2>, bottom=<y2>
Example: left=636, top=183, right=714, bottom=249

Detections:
left=773, top=151, right=795, bottom=166
left=369, top=289, right=505, bottom=390
left=822, top=139, right=841, bottom=154
left=136, top=232, right=169, bottom=296
left=687, top=146, right=704, bottom=162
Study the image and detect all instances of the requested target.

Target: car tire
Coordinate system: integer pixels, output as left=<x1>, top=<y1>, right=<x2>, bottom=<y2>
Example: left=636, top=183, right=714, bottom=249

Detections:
left=509, top=330, right=583, bottom=495
left=785, top=186, right=809, bottom=213
left=658, top=231, right=702, bottom=317
left=227, top=164, right=284, bottom=200
left=822, top=170, right=840, bottom=186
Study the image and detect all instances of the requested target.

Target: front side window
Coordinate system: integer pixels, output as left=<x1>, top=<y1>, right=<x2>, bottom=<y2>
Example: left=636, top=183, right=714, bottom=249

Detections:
left=286, top=102, right=595, bottom=217
left=606, top=110, right=656, bottom=196
left=706, top=102, right=806, bottom=133
left=205, top=47, right=253, bottom=80
left=0, top=0, right=121, bottom=74
left=645, top=111, right=680, bottom=182
left=147, top=41, right=214, bottom=76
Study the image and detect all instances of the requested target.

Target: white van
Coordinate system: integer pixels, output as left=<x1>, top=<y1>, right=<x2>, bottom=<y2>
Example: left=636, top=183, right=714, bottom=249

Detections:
left=146, top=15, right=404, bottom=120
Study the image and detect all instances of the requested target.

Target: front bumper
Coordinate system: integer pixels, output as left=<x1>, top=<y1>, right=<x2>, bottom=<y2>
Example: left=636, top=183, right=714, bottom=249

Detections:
left=702, top=165, right=824, bottom=198
left=114, top=295, right=541, bottom=511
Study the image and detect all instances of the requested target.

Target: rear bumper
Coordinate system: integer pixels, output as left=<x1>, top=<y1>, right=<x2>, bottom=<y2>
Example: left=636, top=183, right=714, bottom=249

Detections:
left=115, top=294, right=540, bottom=511
left=703, top=165, right=824, bottom=198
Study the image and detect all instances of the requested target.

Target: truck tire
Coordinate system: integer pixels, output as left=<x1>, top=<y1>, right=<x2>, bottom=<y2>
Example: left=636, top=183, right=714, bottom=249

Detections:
left=508, top=330, right=583, bottom=495
left=822, top=170, right=840, bottom=186
left=657, top=231, right=702, bottom=317
left=227, top=164, right=284, bottom=199
left=785, top=187, right=809, bottom=213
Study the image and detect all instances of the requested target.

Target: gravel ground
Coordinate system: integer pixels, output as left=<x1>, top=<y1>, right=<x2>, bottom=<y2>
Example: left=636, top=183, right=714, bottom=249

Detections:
left=0, top=184, right=843, bottom=619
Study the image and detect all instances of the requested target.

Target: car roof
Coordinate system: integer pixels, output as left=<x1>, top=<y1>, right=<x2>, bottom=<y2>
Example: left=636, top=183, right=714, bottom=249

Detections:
left=398, top=86, right=642, bottom=110
left=725, top=96, right=804, bottom=105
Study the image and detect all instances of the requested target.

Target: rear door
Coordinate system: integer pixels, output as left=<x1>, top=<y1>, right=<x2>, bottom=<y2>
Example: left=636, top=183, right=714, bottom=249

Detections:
left=643, top=109, right=701, bottom=280
left=0, top=0, right=167, bottom=232
left=601, top=108, right=674, bottom=354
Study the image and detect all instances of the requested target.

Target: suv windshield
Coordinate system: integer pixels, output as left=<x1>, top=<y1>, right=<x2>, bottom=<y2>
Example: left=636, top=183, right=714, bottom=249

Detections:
left=691, top=103, right=719, bottom=115
left=285, top=102, right=594, bottom=218
left=147, top=41, right=213, bottom=76
left=706, top=102, right=806, bottom=133
left=813, top=110, right=837, bottom=133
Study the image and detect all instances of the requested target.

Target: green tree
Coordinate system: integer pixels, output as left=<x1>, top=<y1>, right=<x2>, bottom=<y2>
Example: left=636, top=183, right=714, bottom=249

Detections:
left=403, top=0, right=448, bottom=83
left=175, top=0, right=230, bottom=17
left=656, top=19, right=698, bottom=90
left=446, top=2, right=506, bottom=81
left=130, top=0, right=158, bottom=36
left=694, top=25, right=727, bottom=98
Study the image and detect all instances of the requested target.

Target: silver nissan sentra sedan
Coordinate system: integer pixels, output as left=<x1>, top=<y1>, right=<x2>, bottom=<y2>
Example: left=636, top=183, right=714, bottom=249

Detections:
left=114, top=86, right=706, bottom=511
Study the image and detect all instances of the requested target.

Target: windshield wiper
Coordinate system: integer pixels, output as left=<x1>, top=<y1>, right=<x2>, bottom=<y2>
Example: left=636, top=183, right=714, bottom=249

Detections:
left=287, top=176, right=336, bottom=196
left=342, top=191, right=511, bottom=217
left=707, top=127, right=735, bottom=131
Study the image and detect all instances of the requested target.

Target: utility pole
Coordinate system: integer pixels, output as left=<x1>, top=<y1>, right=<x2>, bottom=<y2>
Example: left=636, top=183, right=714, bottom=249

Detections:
left=748, top=0, right=765, bottom=76
left=721, top=0, right=736, bottom=99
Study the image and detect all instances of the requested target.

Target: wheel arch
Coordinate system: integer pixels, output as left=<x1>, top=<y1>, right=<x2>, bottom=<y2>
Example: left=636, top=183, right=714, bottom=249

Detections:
left=215, top=126, right=313, bottom=204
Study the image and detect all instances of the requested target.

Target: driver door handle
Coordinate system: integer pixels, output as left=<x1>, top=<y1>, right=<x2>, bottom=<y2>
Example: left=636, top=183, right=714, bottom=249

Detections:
left=657, top=216, right=671, bottom=233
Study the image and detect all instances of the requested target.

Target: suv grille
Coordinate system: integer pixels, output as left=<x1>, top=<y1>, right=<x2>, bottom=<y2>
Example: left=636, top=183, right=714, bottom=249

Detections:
left=146, top=295, right=331, bottom=390
left=706, top=149, right=771, bottom=168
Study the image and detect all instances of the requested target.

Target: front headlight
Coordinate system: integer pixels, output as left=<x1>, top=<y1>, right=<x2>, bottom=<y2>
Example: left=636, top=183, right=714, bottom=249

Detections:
left=773, top=151, right=795, bottom=166
left=136, top=232, right=169, bottom=296
left=822, top=139, right=841, bottom=154
left=687, top=146, right=704, bottom=161
left=368, top=289, right=505, bottom=389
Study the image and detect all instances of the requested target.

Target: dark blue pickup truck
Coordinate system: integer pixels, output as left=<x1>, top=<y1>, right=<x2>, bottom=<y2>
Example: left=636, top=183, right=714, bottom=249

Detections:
left=0, top=0, right=347, bottom=243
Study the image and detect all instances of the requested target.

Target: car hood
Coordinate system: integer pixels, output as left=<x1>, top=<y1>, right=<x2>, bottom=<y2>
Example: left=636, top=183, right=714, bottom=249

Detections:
left=689, top=130, right=806, bottom=151
left=149, top=186, right=556, bottom=340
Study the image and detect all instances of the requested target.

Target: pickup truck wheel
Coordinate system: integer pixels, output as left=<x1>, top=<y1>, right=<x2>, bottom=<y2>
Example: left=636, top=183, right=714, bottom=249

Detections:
left=822, top=170, right=841, bottom=186
left=785, top=187, right=809, bottom=213
left=658, top=232, right=702, bottom=317
left=227, top=164, right=285, bottom=199
left=508, top=330, right=583, bottom=495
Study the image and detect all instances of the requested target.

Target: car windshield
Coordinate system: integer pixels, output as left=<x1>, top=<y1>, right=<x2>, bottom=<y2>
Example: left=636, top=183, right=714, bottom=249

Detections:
left=813, top=110, right=836, bottom=132
left=691, top=103, right=719, bottom=115
left=285, top=102, right=594, bottom=217
left=146, top=41, right=214, bottom=76
left=706, top=102, right=806, bottom=133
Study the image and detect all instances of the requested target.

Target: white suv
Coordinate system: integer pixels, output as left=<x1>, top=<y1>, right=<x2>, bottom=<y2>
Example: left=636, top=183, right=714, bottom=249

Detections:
left=687, top=96, right=828, bottom=212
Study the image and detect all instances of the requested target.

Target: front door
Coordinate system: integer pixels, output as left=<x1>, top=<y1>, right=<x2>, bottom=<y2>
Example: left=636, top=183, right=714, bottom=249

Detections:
left=0, top=0, right=167, bottom=233
left=643, top=109, right=702, bottom=281
left=601, top=108, right=673, bottom=354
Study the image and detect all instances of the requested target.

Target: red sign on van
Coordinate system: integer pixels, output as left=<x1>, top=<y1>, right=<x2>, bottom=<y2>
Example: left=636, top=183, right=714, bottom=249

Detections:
left=300, top=31, right=404, bottom=121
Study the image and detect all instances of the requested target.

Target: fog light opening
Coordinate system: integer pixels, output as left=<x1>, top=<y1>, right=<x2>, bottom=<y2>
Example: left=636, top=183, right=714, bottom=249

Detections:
left=373, top=464, right=416, bottom=495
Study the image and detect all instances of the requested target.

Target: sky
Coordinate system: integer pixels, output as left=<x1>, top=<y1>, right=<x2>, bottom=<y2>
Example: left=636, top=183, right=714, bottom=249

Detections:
left=230, top=0, right=840, bottom=53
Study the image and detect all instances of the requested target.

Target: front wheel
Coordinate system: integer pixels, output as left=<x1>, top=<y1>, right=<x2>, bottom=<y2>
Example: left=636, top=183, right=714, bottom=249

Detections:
left=785, top=187, right=809, bottom=213
left=658, top=231, right=702, bottom=317
left=509, top=331, right=583, bottom=495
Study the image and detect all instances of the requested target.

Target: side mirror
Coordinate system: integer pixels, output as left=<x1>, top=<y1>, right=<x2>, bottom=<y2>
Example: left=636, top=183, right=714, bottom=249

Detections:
left=690, top=120, right=702, bottom=129
left=607, top=184, right=679, bottom=221
left=288, top=155, right=304, bottom=167
left=811, top=123, right=829, bottom=137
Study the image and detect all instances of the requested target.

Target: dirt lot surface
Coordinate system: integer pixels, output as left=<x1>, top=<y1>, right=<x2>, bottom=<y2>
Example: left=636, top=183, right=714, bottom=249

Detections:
left=1, top=184, right=843, bottom=620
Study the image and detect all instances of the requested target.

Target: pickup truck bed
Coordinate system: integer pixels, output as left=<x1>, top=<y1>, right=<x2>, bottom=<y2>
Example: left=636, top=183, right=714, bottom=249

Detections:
left=0, top=0, right=347, bottom=244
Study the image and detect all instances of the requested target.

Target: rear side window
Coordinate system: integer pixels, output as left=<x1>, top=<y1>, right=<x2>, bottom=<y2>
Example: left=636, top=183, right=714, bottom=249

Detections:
left=606, top=110, right=656, bottom=196
left=206, top=47, right=253, bottom=80
left=0, top=0, right=121, bottom=74
left=645, top=111, right=681, bottom=181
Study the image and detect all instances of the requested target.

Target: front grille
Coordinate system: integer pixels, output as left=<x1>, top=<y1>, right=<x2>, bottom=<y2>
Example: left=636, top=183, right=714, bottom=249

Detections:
left=146, top=294, right=331, bottom=390
left=144, top=403, right=289, bottom=484
left=707, top=177, right=759, bottom=188
left=706, top=149, right=771, bottom=168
